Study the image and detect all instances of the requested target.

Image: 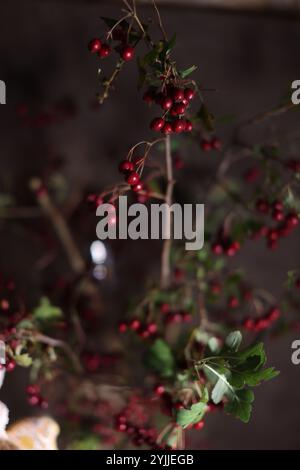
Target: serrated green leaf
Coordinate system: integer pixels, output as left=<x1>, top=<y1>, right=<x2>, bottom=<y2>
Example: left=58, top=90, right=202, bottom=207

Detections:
left=175, top=388, right=208, bottom=428
left=224, top=389, right=254, bottom=423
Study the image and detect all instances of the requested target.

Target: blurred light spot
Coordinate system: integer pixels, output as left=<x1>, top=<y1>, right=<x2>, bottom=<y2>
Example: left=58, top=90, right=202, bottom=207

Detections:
left=93, top=264, right=108, bottom=280
left=90, top=240, right=107, bottom=264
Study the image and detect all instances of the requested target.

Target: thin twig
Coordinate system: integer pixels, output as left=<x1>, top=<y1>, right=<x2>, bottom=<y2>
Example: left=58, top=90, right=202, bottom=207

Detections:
left=160, top=134, right=174, bottom=289
left=152, top=0, right=168, bottom=41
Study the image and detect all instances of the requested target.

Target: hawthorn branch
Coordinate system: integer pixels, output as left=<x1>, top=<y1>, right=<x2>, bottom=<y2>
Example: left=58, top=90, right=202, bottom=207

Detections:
left=160, top=134, right=174, bottom=289
left=29, top=178, right=86, bottom=276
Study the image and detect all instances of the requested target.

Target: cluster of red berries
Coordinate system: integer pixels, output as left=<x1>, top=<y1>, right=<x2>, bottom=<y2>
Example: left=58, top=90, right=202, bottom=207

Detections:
left=119, top=319, right=158, bottom=339
left=115, top=413, right=161, bottom=448
left=164, top=310, right=192, bottom=324
left=88, top=36, right=135, bottom=62
left=143, top=86, right=195, bottom=135
left=82, top=351, right=118, bottom=373
left=211, top=238, right=241, bottom=257
left=201, top=137, right=222, bottom=152
left=243, top=307, right=280, bottom=332
left=118, top=159, right=143, bottom=193
left=160, top=305, right=192, bottom=324
left=26, top=384, right=48, bottom=409
left=255, top=199, right=299, bottom=249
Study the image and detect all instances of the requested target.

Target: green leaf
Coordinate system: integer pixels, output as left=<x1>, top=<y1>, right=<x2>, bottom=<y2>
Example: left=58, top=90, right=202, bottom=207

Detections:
left=225, top=331, right=242, bottom=352
left=242, top=367, right=279, bottom=387
left=224, top=389, right=254, bottom=423
left=175, top=388, right=208, bottom=428
left=33, top=297, right=63, bottom=322
left=237, top=342, right=266, bottom=371
left=161, top=34, right=176, bottom=59
left=179, top=65, right=197, bottom=79
left=14, top=353, right=32, bottom=367
left=146, top=339, right=175, bottom=378
left=16, top=319, right=34, bottom=330
left=100, top=16, right=119, bottom=28
left=204, top=364, right=234, bottom=404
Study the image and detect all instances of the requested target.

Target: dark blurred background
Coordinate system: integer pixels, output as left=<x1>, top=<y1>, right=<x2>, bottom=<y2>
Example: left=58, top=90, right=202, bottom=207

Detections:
left=0, top=0, right=300, bottom=449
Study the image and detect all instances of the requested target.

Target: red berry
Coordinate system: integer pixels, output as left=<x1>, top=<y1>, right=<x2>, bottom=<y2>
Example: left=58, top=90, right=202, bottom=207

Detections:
left=255, top=318, right=269, bottom=331
left=161, top=122, right=173, bottom=135
left=147, top=322, right=158, bottom=334
left=272, top=200, right=284, bottom=211
left=122, top=46, right=134, bottom=62
left=117, top=423, right=127, bottom=432
left=212, top=242, right=223, bottom=255
left=211, top=138, right=222, bottom=150
left=119, top=322, right=127, bottom=333
left=256, top=199, right=269, bottom=213
left=268, top=307, right=280, bottom=322
left=6, top=360, right=16, bottom=372
left=40, top=399, right=49, bottom=410
left=182, top=312, right=192, bottom=323
left=172, top=88, right=184, bottom=102
left=119, top=160, right=134, bottom=174
left=150, top=117, right=165, bottom=132
left=174, top=402, right=184, bottom=410
left=126, top=171, right=140, bottom=186
left=26, top=384, right=40, bottom=395
left=143, top=90, right=155, bottom=104
left=88, top=38, right=102, bottom=53
left=286, top=212, right=299, bottom=227
left=28, top=395, right=40, bottom=406
left=267, top=228, right=279, bottom=241
left=201, top=139, right=212, bottom=152
left=243, top=318, right=254, bottom=330
left=98, top=44, right=111, bottom=58
left=172, top=119, right=185, bottom=133
left=185, top=120, right=193, bottom=132
left=132, top=182, right=143, bottom=193
left=154, top=385, right=165, bottom=396
left=228, top=296, right=239, bottom=309
left=160, top=97, right=173, bottom=110
left=184, top=88, right=195, bottom=101
left=194, top=420, right=205, bottom=430
left=130, top=319, right=141, bottom=331
left=171, top=103, right=186, bottom=116
left=272, top=210, right=284, bottom=222
left=160, top=303, right=170, bottom=314
left=116, top=414, right=127, bottom=424
left=295, top=279, right=300, bottom=289
left=225, top=242, right=239, bottom=257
